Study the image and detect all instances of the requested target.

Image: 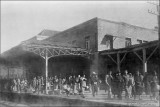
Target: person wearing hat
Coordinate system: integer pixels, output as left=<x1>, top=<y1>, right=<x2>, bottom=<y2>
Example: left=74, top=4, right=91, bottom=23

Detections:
left=90, top=72, right=99, bottom=97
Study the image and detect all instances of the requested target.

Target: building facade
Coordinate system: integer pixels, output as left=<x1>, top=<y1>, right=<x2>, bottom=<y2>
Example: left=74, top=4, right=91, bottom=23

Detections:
left=44, top=17, right=158, bottom=52
left=43, top=17, right=158, bottom=74
left=1, top=17, right=159, bottom=78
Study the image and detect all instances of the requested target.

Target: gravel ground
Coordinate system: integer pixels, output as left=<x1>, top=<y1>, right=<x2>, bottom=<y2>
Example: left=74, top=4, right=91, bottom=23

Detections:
left=0, top=90, right=159, bottom=107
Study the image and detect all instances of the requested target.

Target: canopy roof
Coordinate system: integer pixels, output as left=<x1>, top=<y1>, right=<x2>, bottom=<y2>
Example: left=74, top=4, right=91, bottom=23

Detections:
left=100, top=40, right=159, bottom=55
left=22, top=38, right=90, bottom=59
left=22, top=40, right=84, bottom=50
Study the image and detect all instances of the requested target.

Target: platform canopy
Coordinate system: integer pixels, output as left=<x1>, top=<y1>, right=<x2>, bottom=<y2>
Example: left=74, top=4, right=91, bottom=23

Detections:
left=21, top=40, right=91, bottom=94
left=100, top=40, right=159, bottom=74
left=100, top=40, right=159, bottom=55
left=22, top=40, right=91, bottom=59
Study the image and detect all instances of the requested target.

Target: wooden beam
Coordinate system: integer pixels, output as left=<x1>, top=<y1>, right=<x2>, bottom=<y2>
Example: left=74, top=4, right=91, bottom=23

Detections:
left=107, top=54, right=117, bottom=64
left=133, top=51, right=143, bottom=62
left=120, top=53, right=127, bottom=63
left=117, top=53, right=121, bottom=72
left=146, top=45, right=159, bottom=61
left=101, top=50, right=129, bottom=55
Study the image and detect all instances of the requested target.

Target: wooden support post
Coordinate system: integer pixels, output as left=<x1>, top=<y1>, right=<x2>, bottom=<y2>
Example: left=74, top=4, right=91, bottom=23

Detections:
left=45, top=49, right=49, bottom=94
left=143, top=49, right=147, bottom=74
left=117, top=53, right=120, bottom=72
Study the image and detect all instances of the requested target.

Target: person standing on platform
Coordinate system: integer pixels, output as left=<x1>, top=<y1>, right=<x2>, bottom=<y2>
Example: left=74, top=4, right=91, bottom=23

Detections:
left=33, top=77, right=37, bottom=93
left=128, top=73, right=135, bottom=99
left=73, top=75, right=76, bottom=95
left=17, top=77, right=21, bottom=93
left=68, top=75, right=73, bottom=94
left=54, top=75, right=59, bottom=90
left=37, top=76, right=40, bottom=94
left=111, top=73, right=118, bottom=99
left=58, top=75, right=62, bottom=94
left=90, top=72, right=99, bottom=97
left=88, top=77, right=92, bottom=93
left=76, top=75, right=81, bottom=94
left=116, top=72, right=124, bottom=100
left=41, top=76, right=45, bottom=94
left=38, top=76, right=42, bottom=94
left=24, top=78, right=28, bottom=93
left=13, top=78, right=17, bottom=92
left=143, top=72, right=152, bottom=99
left=150, top=71, right=159, bottom=101
left=95, top=74, right=100, bottom=95
left=75, top=76, right=79, bottom=94
left=36, top=77, right=39, bottom=94
left=105, top=71, right=113, bottom=99
left=81, top=75, right=87, bottom=98
left=134, top=70, right=144, bottom=100
left=123, top=70, right=130, bottom=99
left=53, top=76, right=55, bottom=90
left=20, top=78, right=25, bottom=92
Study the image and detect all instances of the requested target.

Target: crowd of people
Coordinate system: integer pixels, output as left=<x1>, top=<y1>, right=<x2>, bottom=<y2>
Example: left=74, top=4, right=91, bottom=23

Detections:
left=10, top=74, right=91, bottom=98
left=104, top=70, right=159, bottom=101
left=0, top=70, right=159, bottom=101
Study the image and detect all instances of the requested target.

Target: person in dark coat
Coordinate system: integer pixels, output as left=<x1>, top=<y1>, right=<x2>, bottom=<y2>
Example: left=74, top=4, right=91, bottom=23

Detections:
left=112, top=73, right=118, bottom=99
left=58, top=75, right=62, bottom=94
left=143, top=72, right=152, bottom=97
left=133, top=70, right=144, bottom=100
left=90, top=72, right=99, bottom=97
left=116, top=72, right=124, bottom=100
left=72, top=75, right=76, bottom=95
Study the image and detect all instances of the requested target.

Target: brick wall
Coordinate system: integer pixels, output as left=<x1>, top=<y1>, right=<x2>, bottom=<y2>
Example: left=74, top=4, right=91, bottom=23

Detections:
left=97, top=18, right=158, bottom=51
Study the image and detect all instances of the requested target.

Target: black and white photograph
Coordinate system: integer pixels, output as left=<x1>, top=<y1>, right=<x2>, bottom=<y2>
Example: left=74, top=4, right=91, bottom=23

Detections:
left=0, top=0, right=160, bottom=107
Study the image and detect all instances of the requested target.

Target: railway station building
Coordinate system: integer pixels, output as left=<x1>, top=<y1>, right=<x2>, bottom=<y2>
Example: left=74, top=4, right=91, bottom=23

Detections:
left=0, top=17, right=159, bottom=81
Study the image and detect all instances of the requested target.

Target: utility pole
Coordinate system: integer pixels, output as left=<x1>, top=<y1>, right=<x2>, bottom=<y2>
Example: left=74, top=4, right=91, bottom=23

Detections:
left=0, top=31, right=2, bottom=56
left=148, top=0, right=160, bottom=41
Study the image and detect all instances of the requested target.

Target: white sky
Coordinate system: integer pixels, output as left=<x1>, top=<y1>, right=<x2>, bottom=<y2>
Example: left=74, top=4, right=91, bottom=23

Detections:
left=1, top=1, right=158, bottom=53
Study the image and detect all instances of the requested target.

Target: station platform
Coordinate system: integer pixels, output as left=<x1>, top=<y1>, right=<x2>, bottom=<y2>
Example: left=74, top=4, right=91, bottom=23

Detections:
left=0, top=90, right=159, bottom=107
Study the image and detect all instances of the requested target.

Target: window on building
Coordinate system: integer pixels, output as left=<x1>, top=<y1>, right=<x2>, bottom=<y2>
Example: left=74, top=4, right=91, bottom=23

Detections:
left=85, top=36, right=90, bottom=50
left=137, top=39, right=142, bottom=44
left=143, top=40, right=148, bottom=43
left=106, top=36, right=113, bottom=49
left=125, top=38, right=131, bottom=47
